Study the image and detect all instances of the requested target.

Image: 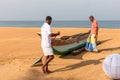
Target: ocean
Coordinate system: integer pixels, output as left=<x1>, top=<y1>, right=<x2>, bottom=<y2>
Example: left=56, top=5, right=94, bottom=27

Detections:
left=0, top=21, right=120, bottom=28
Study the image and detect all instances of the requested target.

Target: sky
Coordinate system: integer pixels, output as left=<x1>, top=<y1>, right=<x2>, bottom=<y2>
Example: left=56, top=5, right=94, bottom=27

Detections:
left=0, top=0, right=120, bottom=21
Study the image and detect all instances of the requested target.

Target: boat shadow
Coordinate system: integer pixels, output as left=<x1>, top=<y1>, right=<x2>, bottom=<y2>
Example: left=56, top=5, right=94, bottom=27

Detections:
left=59, top=39, right=112, bottom=60
left=53, top=58, right=104, bottom=72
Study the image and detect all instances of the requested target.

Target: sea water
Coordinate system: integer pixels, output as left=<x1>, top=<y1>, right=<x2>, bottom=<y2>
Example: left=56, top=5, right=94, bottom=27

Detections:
left=0, top=21, right=120, bottom=28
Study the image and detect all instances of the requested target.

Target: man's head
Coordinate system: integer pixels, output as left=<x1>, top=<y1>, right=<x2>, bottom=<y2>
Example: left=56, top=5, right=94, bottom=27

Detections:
left=46, top=16, right=52, bottom=25
left=89, top=16, right=94, bottom=22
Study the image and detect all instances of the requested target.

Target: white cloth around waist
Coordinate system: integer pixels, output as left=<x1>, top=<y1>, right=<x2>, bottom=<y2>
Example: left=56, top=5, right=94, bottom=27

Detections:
left=42, top=46, right=53, bottom=56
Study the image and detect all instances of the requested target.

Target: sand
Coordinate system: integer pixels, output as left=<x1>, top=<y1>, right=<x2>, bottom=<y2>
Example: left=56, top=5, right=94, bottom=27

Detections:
left=0, top=27, right=120, bottom=80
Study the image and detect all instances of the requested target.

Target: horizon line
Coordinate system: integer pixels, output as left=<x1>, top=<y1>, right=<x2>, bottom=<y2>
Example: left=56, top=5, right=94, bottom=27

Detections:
left=0, top=20, right=120, bottom=21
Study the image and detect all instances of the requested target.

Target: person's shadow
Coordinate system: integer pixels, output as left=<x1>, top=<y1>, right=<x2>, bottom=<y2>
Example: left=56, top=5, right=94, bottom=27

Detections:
left=99, top=47, right=120, bottom=52
left=96, top=39, right=120, bottom=52
left=54, top=58, right=104, bottom=72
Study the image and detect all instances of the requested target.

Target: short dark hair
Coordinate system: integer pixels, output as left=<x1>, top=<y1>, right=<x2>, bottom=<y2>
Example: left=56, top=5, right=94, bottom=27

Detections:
left=46, top=16, right=52, bottom=21
left=89, top=16, right=94, bottom=19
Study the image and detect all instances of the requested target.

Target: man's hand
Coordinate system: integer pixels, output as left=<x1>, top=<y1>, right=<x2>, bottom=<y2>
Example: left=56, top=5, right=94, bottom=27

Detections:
left=57, top=31, right=60, bottom=36
left=50, top=31, right=60, bottom=37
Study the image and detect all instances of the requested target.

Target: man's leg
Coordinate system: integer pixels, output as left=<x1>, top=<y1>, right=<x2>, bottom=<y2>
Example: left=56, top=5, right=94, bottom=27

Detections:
left=42, top=55, right=54, bottom=73
left=41, top=56, right=49, bottom=73
left=46, top=56, right=49, bottom=72
left=91, top=34, right=98, bottom=52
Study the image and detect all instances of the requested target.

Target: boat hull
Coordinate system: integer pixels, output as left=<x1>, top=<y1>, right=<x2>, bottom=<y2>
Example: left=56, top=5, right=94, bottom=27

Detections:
left=53, top=39, right=87, bottom=55
left=37, top=31, right=90, bottom=55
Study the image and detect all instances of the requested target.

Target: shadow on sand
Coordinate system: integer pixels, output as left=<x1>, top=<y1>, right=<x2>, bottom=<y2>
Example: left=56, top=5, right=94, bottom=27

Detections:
left=59, top=39, right=113, bottom=60
left=20, top=69, right=45, bottom=80
left=53, top=58, right=104, bottom=72
left=99, top=47, right=120, bottom=52
left=20, top=69, right=65, bottom=80
left=96, top=38, right=120, bottom=52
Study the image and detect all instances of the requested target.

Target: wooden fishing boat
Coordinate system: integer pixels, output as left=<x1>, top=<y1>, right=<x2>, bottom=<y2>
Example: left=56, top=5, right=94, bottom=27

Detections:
left=37, top=31, right=90, bottom=55
left=31, top=31, right=90, bottom=66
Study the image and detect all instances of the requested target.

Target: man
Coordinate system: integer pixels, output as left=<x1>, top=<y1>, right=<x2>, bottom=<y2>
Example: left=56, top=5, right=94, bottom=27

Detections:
left=85, top=16, right=99, bottom=52
left=41, top=16, right=60, bottom=74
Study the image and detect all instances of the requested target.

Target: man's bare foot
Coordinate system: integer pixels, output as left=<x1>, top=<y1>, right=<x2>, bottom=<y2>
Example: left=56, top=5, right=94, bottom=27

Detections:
left=46, top=69, right=53, bottom=74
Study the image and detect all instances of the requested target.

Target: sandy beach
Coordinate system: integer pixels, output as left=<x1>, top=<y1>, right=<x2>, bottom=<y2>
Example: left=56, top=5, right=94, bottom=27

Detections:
left=0, top=27, right=120, bottom=80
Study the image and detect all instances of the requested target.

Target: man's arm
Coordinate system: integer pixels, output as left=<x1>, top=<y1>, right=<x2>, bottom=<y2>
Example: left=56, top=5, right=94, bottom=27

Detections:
left=47, top=25, right=60, bottom=37
left=49, top=32, right=60, bottom=37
